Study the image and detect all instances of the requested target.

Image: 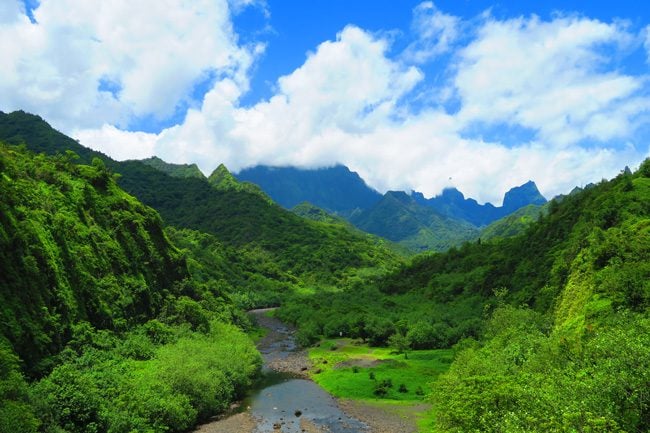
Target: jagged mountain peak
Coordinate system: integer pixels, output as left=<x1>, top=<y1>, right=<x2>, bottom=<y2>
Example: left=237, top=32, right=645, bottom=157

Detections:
left=208, top=163, right=236, bottom=186
left=502, top=180, right=546, bottom=212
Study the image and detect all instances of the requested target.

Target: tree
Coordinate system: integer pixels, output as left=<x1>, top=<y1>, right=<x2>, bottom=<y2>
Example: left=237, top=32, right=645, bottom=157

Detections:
left=388, top=332, right=410, bottom=359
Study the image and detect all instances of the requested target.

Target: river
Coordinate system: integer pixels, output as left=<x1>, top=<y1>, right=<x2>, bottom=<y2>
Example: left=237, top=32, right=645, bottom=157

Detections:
left=194, top=309, right=369, bottom=433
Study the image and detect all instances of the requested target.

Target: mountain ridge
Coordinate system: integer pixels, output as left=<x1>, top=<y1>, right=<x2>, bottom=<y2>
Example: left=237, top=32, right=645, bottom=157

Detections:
left=350, top=190, right=479, bottom=251
left=235, top=164, right=383, bottom=215
left=236, top=163, right=547, bottom=228
left=0, top=110, right=402, bottom=287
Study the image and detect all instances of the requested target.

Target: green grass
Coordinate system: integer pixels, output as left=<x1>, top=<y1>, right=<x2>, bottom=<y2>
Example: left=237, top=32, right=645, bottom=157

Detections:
left=308, top=339, right=452, bottom=401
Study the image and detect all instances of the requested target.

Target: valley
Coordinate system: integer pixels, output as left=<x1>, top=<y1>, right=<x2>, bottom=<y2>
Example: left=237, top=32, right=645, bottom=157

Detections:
left=0, top=110, right=648, bottom=433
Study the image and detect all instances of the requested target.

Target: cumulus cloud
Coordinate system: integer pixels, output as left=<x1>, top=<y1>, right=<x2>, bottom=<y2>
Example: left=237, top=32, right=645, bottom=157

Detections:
left=74, top=125, right=157, bottom=161
left=453, top=15, right=648, bottom=146
left=0, top=0, right=258, bottom=130
left=152, top=26, right=424, bottom=172
left=4, top=2, right=650, bottom=204
left=0, top=0, right=24, bottom=24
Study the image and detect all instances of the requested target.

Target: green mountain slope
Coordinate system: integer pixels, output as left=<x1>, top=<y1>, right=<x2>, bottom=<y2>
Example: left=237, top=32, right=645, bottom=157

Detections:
left=431, top=165, right=650, bottom=432
left=350, top=191, right=479, bottom=252
left=0, top=143, right=262, bottom=433
left=375, top=166, right=650, bottom=321
left=207, top=163, right=272, bottom=201
left=479, top=203, right=546, bottom=241
left=117, top=161, right=401, bottom=284
left=0, top=144, right=186, bottom=374
left=0, top=111, right=401, bottom=286
left=292, top=202, right=349, bottom=225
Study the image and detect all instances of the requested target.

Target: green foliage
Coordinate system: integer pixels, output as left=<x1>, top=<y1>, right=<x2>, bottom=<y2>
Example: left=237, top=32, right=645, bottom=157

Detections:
left=292, top=202, right=350, bottom=224
left=0, top=140, right=264, bottom=432
left=432, top=307, right=650, bottom=433
left=0, top=111, right=402, bottom=288
left=376, top=163, right=650, bottom=322
left=2, top=111, right=649, bottom=433
left=308, top=339, right=452, bottom=402
left=119, top=162, right=401, bottom=285
left=32, top=321, right=261, bottom=433
left=278, top=284, right=482, bottom=351
left=480, top=203, right=545, bottom=241
left=388, top=332, right=410, bottom=357
left=349, top=191, right=479, bottom=252
left=165, top=226, right=298, bottom=308
left=0, top=143, right=187, bottom=375
left=0, top=340, right=39, bottom=433
left=284, top=160, right=650, bottom=432
left=207, top=163, right=270, bottom=200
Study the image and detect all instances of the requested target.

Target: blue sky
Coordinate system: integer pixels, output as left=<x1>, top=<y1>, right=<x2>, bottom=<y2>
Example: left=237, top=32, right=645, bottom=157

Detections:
left=3, top=0, right=650, bottom=204
left=238, top=1, right=650, bottom=106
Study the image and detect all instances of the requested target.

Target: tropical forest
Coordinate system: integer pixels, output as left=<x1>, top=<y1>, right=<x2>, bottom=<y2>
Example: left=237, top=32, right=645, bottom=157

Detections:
left=0, top=108, right=648, bottom=433
left=2, top=2, right=650, bottom=432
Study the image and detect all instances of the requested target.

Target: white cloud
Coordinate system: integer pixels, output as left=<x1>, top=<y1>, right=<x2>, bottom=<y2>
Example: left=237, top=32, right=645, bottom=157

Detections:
left=0, top=0, right=257, bottom=130
left=4, top=3, right=650, bottom=205
left=453, top=15, right=647, bottom=146
left=74, top=125, right=157, bottom=161
left=153, top=26, right=424, bottom=171
left=403, top=1, right=461, bottom=63
left=229, top=0, right=270, bottom=18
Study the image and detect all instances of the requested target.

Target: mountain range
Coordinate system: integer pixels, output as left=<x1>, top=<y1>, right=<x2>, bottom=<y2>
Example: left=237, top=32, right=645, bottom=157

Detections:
left=1, top=109, right=648, bottom=433
left=0, top=110, right=545, bottom=254
left=236, top=164, right=547, bottom=251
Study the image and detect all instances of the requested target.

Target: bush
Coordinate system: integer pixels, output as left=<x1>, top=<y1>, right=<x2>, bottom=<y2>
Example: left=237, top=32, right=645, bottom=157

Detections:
left=295, top=322, right=320, bottom=347
left=373, top=382, right=388, bottom=397
left=0, top=344, right=39, bottom=433
left=30, top=322, right=261, bottom=433
left=32, top=364, right=105, bottom=433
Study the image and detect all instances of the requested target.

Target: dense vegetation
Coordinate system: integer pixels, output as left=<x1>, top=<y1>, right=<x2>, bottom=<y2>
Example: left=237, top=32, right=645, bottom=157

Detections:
left=120, top=162, right=401, bottom=285
left=165, top=226, right=299, bottom=308
left=2, top=109, right=648, bottom=432
left=479, top=203, right=545, bottom=241
left=0, top=144, right=185, bottom=374
left=0, top=111, right=402, bottom=287
left=0, top=143, right=261, bottom=433
left=350, top=190, right=479, bottom=252
left=281, top=161, right=650, bottom=431
left=0, top=112, right=403, bottom=432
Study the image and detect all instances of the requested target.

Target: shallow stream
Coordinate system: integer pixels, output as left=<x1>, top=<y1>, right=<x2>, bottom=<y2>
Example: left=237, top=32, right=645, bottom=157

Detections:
left=243, top=309, right=368, bottom=433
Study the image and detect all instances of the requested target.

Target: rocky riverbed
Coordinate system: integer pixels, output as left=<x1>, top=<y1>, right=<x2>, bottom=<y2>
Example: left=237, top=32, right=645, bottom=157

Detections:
left=194, top=309, right=420, bottom=433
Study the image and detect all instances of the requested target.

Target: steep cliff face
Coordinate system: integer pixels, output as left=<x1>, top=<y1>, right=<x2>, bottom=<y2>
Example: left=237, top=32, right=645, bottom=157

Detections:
left=0, top=144, right=187, bottom=374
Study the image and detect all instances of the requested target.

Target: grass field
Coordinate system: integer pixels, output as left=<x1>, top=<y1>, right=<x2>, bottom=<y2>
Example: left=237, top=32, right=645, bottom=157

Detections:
left=309, top=339, right=452, bottom=399
left=308, top=338, right=453, bottom=431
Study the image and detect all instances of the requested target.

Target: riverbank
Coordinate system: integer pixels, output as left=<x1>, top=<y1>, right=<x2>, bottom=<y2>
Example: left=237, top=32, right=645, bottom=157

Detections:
left=195, top=310, right=424, bottom=433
